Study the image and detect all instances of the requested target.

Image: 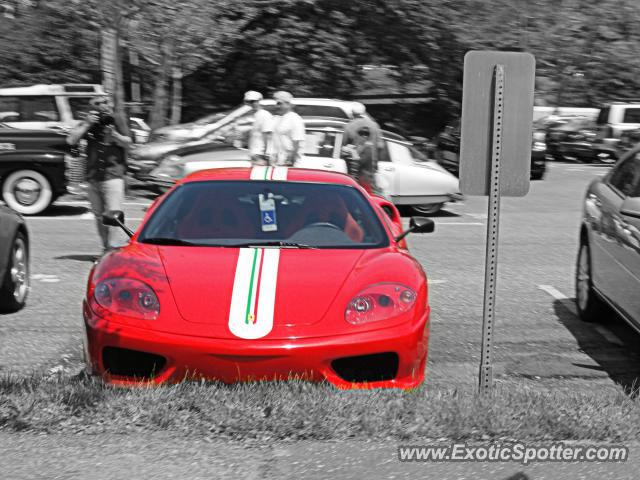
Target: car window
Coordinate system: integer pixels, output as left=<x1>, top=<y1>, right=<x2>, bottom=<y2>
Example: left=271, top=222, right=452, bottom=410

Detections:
left=139, top=181, right=389, bottom=249
left=304, top=130, right=337, bottom=157
left=294, top=105, right=349, bottom=119
left=67, top=97, right=97, bottom=120
left=387, top=141, right=414, bottom=166
left=609, top=152, right=640, bottom=196
left=0, top=96, right=59, bottom=122
left=622, top=108, right=640, bottom=124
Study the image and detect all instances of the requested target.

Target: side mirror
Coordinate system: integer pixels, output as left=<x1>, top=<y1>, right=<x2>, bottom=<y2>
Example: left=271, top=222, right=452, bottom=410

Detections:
left=395, top=216, right=435, bottom=243
left=621, top=197, right=640, bottom=220
left=102, top=210, right=134, bottom=237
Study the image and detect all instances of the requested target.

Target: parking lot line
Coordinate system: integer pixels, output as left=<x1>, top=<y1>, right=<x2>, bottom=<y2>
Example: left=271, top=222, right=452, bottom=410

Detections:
left=538, top=284, right=568, bottom=300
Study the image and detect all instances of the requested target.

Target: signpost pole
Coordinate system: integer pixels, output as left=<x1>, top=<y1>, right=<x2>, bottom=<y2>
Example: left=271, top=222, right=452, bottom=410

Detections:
left=479, top=64, right=505, bottom=394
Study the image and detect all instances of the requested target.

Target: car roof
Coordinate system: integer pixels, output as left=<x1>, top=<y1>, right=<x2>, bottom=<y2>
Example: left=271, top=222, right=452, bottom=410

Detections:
left=180, top=167, right=360, bottom=187
left=0, top=84, right=105, bottom=96
left=302, top=116, right=409, bottom=143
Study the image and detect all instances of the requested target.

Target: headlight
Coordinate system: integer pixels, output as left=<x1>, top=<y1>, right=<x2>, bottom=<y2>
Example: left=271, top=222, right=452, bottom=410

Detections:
left=345, top=283, right=416, bottom=325
left=94, top=278, right=160, bottom=320
left=532, top=141, right=546, bottom=152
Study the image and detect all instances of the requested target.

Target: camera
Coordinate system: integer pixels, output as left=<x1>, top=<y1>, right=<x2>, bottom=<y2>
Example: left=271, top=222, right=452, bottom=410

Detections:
left=89, top=110, right=115, bottom=126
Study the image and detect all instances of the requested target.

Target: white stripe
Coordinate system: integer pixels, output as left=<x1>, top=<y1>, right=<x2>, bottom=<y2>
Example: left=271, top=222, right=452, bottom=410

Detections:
left=272, top=167, right=288, bottom=180
left=228, top=248, right=279, bottom=339
left=538, top=285, right=568, bottom=300
left=594, top=326, right=624, bottom=346
left=250, top=166, right=268, bottom=180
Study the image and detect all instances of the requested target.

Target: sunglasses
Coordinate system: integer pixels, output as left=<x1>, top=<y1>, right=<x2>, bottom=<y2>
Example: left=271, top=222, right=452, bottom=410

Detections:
left=245, top=100, right=258, bottom=104
left=93, top=100, right=108, bottom=106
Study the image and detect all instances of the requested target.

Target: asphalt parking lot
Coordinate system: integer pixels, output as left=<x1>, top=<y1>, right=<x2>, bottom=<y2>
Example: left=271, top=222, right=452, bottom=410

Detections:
left=1, top=161, right=638, bottom=396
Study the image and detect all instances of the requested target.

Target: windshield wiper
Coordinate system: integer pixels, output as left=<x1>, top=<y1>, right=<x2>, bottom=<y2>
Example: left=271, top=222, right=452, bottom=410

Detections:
left=229, top=241, right=316, bottom=249
left=141, top=237, right=202, bottom=246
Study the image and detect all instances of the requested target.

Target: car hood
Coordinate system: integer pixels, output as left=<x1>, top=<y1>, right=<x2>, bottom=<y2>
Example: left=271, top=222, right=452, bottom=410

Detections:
left=158, top=247, right=364, bottom=329
left=131, top=140, right=189, bottom=160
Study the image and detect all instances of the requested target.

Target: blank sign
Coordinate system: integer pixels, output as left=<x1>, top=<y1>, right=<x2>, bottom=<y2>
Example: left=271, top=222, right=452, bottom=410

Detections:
left=459, top=51, right=535, bottom=197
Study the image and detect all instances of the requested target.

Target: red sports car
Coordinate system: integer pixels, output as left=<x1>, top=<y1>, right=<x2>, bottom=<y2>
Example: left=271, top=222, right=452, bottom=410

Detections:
left=83, top=166, right=434, bottom=389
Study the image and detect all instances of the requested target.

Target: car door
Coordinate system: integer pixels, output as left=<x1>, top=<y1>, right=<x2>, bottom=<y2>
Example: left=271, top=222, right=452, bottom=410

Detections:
left=0, top=96, right=61, bottom=130
left=610, top=154, right=640, bottom=323
left=295, top=129, right=346, bottom=173
left=589, top=153, right=640, bottom=316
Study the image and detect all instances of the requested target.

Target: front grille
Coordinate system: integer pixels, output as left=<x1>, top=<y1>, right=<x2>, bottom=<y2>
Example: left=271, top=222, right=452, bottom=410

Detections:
left=65, top=154, right=86, bottom=184
left=102, top=347, right=166, bottom=379
left=331, top=352, right=399, bottom=383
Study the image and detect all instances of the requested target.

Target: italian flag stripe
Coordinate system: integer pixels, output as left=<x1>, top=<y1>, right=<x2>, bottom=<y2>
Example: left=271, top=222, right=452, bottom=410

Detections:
left=250, top=166, right=287, bottom=181
left=228, top=248, right=280, bottom=339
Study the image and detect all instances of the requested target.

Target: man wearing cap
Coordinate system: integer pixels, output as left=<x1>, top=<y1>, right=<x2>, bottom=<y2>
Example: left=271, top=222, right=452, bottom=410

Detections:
left=67, top=96, right=132, bottom=253
left=243, top=91, right=273, bottom=165
left=271, top=91, right=305, bottom=166
left=342, top=102, right=382, bottom=194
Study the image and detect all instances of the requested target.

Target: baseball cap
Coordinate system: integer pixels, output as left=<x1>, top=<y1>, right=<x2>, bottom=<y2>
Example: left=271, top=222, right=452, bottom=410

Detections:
left=273, top=91, right=294, bottom=103
left=352, top=102, right=366, bottom=116
left=244, top=91, right=263, bottom=102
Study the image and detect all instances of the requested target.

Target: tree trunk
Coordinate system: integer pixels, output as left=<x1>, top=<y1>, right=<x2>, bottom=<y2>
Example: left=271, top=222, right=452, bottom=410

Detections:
left=170, top=65, right=182, bottom=125
left=112, top=28, right=130, bottom=136
left=149, top=42, right=172, bottom=129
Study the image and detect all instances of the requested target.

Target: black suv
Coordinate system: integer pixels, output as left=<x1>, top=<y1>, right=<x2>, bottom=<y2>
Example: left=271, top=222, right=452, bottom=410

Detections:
left=434, top=120, right=547, bottom=180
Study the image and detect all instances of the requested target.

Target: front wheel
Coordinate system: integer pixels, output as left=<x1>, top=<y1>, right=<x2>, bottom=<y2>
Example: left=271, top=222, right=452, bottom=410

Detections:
left=411, top=203, right=443, bottom=215
left=0, top=231, right=29, bottom=313
left=2, top=170, right=53, bottom=215
left=575, top=239, right=607, bottom=323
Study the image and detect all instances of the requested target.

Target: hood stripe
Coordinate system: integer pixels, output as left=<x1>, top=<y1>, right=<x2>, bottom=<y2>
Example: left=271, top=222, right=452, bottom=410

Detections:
left=250, top=166, right=288, bottom=181
left=229, top=248, right=280, bottom=339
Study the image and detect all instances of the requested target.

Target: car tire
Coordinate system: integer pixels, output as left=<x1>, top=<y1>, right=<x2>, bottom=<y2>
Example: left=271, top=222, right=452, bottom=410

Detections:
left=2, top=170, right=53, bottom=215
left=0, top=231, right=29, bottom=313
left=531, top=171, right=544, bottom=180
left=575, top=238, right=607, bottom=323
left=411, top=203, right=443, bottom=215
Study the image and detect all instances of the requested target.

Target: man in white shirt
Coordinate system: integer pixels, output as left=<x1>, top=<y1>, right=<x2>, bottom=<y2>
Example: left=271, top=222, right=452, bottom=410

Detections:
left=271, top=91, right=305, bottom=166
left=244, top=91, right=273, bottom=165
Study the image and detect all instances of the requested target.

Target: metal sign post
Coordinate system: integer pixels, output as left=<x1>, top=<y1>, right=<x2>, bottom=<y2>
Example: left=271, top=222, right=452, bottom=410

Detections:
left=479, top=65, right=504, bottom=393
left=458, top=51, right=535, bottom=395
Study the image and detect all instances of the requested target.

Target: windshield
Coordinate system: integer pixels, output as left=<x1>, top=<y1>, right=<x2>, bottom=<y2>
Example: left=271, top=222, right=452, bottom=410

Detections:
left=139, top=181, right=389, bottom=249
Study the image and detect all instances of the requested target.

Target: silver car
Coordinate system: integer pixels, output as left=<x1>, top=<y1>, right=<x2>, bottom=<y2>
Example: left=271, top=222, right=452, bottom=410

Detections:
left=576, top=146, right=640, bottom=326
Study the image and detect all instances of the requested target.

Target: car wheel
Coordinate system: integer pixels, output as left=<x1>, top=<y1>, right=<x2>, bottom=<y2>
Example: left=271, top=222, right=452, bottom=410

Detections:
left=0, top=231, right=29, bottom=313
left=575, top=239, right=606, bottom=323
left=2, top=170, right=53, bottom=215
left=531, top=171, right=544, bottom=180
left=411, top=203, right=443, bottom=215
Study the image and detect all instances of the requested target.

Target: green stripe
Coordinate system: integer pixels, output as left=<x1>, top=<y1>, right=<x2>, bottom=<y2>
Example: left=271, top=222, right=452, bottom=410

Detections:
left=245, top=249, right=259, bottom=324
left=263, top=166, right=270, bottom=180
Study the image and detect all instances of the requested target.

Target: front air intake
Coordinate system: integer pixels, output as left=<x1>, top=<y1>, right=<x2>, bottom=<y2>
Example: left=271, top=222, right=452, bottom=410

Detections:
left=331, top=352, right=399, bottom=383
left=102, top=347, right=166, bottom=379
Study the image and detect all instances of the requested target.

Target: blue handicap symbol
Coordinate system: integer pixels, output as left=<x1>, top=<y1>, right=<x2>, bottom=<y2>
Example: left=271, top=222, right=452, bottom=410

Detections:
left=262, top=211, right=274, bottom=224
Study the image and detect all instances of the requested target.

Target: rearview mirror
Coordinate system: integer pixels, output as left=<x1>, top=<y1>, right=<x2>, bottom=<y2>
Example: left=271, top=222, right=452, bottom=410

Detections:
left=621, top=197, right=640, bottom=220
left=102, top=210, right=133, bottom=237
left=395, top=216, right=435, bottom=242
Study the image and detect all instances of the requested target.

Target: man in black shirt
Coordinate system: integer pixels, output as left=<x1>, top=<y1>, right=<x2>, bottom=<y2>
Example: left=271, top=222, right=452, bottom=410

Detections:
left=67, top=96, right=132, bottom=252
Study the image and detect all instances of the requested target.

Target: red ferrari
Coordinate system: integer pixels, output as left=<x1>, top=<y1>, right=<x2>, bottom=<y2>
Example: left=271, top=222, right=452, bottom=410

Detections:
left=83, top=166, right=434, bottom=389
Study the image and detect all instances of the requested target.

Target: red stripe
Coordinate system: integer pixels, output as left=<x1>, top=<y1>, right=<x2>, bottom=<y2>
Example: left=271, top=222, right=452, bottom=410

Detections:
left=252, top=250, right=265, bottom=323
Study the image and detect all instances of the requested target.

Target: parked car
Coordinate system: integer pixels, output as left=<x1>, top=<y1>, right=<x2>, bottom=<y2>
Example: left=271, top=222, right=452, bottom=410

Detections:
left=83, top=167, right=433, bottom=387
left=434, top=119, right=547, bottom=180
left=0, top=126, right=77, bottom=214
left=0, top=84, right=106, bottom=132
left=129, top=98, right=370, bottom=174
left=148, top=118, right=462, bottom=215
left=591, top=102, right=640, bottom=159
left=540, top=115, right=616, bottom=164
left=576, top=145, right=640, bottom=327
left=148, top=111, right=229, bottom=143
left=0, top=205, right=29, bottom=312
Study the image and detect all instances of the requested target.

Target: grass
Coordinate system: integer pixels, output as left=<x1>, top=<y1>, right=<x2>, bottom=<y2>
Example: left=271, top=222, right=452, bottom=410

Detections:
left=1, top=372, right=639, bottom=441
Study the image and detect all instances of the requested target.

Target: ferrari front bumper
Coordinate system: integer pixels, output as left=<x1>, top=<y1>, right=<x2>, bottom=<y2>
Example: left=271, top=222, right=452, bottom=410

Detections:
left=83, top=306, right=430, bottom=390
